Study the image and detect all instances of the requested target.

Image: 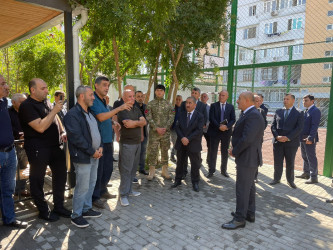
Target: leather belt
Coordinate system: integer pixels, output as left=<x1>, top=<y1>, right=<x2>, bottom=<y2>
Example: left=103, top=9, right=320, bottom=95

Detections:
left=0, top=144, right=14, bottom=152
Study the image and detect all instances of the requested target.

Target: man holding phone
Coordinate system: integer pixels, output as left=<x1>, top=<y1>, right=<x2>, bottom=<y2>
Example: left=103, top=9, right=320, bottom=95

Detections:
left=53, top=90, right=67, bottom=122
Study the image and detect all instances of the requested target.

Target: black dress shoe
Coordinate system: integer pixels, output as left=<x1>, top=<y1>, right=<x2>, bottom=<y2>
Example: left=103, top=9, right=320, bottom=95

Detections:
left=305, top=178, right=318, bottom=184
left=192, top=183, right=199, bottom=192
left=287, top=182, right=297, bottom=189
left=221, top=171, right=230, bottom=178
left=53, top=207, right=72, bottom=218
left=269, top=180, right=280, bottom=185
left=170, top=156, right=177, bottom=163
left=231, top=212, right=255, bottom=223
left=171, top=181, right=181, bottom=188
left=221, top=219, right=246, bottom=230
left=38, top=211, right=59, bottom=222
left=295, top=172, right=310, bottom=179
left=139, top=170, right=149, bottom=175
left=326, top=198, right=333, bottom=203
left=4, top=220, right=28, bottom=229
left=206, top=173, right=214, bottom=178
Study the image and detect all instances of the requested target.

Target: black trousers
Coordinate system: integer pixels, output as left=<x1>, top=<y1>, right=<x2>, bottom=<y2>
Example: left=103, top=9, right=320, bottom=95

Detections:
left=235, top=166, right=257, bottom=222
left=208, top=131, right=231, bottom=174
left=203, top=132, right=210, bottom=163
left=273, top=143, right=298, bottom=183
left=25, top=145, right=67, bottom=214
left=176, top=147, right=201, bottom=184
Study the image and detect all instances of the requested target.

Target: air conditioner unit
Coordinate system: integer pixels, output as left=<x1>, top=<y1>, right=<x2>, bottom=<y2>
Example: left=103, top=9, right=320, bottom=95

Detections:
left=271, top=10, right=278, bottom=16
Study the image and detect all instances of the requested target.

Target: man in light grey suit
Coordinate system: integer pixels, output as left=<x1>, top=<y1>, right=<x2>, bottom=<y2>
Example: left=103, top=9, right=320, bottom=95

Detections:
left=222, top=92, right=265, bottom=230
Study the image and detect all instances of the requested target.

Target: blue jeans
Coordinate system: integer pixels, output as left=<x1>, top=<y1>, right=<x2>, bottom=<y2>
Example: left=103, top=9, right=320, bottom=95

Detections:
left=0, top=148, right=17, bottom=224
left=72, top=158, right=99, bottom=219
left=139, top=136, right=147, bottom=171
left=92, top=143, right=113, bottom=201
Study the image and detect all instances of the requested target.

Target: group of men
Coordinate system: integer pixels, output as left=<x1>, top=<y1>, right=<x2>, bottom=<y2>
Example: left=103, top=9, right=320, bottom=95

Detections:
left=0, top=71, right=328, bottom=231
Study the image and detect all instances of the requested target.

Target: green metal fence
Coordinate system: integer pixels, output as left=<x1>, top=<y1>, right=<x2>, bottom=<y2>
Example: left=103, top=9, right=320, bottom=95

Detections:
left=127, top=0, right=333, bottom=177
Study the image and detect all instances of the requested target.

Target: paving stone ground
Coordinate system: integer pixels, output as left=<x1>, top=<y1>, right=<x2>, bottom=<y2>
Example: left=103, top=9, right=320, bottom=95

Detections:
left=1, top=144, right=333, bottom=250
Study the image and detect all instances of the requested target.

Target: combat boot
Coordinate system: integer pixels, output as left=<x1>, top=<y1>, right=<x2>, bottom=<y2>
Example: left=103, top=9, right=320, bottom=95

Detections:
left=147, top=166, right=155, bottom=181
left=161, top=165, right=171, bottom=179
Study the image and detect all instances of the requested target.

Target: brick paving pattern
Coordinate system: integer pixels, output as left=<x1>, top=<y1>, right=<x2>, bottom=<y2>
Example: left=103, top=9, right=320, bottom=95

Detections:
left=1, top=148, right=333, bottom=249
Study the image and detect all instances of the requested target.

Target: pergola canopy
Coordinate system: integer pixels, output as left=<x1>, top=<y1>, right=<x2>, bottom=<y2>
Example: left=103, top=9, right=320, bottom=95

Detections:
left=0, top=0, right=71, bottom=49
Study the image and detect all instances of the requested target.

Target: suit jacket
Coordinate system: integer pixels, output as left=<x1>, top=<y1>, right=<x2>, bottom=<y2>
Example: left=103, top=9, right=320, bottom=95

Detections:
left=207, top=102, right=236, bottom=137
left=271, top=107, right=304, bottom=147
left=260, top=103, right=268, bottom=116
left=232, top=107, right=265, bottom=168
left=175, top=110, right=204, bottom=153
left=301, top=105, right=321, bottom=143
left=258, top=108, right=268, bottom=129
left=181, top=100, right=207, bottom=125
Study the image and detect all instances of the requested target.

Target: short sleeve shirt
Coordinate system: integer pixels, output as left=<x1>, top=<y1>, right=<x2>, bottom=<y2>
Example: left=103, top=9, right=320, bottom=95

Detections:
left=117, top=106, right=143, bottom=144
left=90, top=92, right=113, bottom=143
left=0, top=98, right=14, bottom=148
left=19, top=96, right=60, bottom=148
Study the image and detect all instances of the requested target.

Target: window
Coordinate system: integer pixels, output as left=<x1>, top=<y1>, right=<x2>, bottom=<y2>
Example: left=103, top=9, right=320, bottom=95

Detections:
left=293, top=0, right=306, bottom=6
left=265, top=22, right=278, bottom=34
left=327, top=24, right=333, bottom=30
left=325, top=50, right=333, bottom=56
left=323, top=77, right=332, bottom=83
left=249, top=5, right=256, bottom=16
left=211, top=43, right=217, bottom=49
left=244, top=27, right=256, bottom=39
left=324, top=63, right=333, bottom=69
left=242, top=69, right=253, bottom=81
left=328, top=11, right=333, bottom=16
left=326, top=37, right=333, bottom=43
left=261, top=68, right=278, bottom=80
left=264, top=0, right=278, bottom=13
left=293, top=45, right=303, bottom=54
left=280, top=0, right=293, bottom=9
left=288, top=18, right=302, bottom=30
left=330, top=0, right=333, bottom=3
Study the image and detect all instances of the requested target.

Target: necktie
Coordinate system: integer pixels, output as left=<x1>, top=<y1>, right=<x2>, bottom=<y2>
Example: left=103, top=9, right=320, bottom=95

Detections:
left=285, top=109, right=289, bottom=120
left=221, top=104, right=225, bottom=122
left=187, top=112, right=191, bottom=127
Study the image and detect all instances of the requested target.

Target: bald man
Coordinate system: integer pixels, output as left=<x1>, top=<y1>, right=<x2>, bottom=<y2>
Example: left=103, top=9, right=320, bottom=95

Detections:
left=117, top=90, right=146, bottom=207
left=222, top=92, right=265, bottom=230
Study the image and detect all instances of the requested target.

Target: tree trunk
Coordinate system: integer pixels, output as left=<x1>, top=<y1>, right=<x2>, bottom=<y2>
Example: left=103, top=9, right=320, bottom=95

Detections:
left=144, top=49, right=161, bottom=104
left=166, top=40, right=184, bottom=105
left=4, top=48, right=10, bottom=86
left=112, top=35, right=122, bottom=99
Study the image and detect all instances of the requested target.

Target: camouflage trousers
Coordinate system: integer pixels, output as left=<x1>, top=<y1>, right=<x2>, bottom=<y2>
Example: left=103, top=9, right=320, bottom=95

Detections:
left=147, top=132, right=170, bottom=167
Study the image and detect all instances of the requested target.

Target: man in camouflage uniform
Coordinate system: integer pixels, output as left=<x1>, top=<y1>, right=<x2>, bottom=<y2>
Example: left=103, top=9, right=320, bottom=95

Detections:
left=145, top=85, right=175, bottom=180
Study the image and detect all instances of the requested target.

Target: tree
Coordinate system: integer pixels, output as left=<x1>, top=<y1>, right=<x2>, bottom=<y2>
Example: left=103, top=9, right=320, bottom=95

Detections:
left=163, top=0, right=229, bottom=104
left=0, top=27, right=66, bottom=95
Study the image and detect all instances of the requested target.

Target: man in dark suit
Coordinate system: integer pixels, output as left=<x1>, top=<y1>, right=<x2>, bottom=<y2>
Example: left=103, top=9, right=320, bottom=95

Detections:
left=222, top=92, right=265, bottom=230
left=258, top=94, right=268, bottom=116
left=207, top=90, right=236, bottom=178
left=172, top=97, right=204, bottom=192
left=270, top=94, right=304, bottom=189
left=253, top=94, right=268, bottom=183
left=296, top=94, right=321, bottom=184
left=180, top=87, right=207, bottom=178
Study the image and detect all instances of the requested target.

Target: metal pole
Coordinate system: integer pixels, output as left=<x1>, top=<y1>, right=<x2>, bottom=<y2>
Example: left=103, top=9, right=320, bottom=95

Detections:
left=233, top=45, right=239, bottom=106
left=287, top=45, right=293, bottom=94
left=323, top=67, right=333, bottom=177
left=64, top=11, right=74, bottom=109
left=215, top=45, right=221, bottom=102
left=227, top=0, right=238, bottom=103
left=251, top=50, right=256, bottom=92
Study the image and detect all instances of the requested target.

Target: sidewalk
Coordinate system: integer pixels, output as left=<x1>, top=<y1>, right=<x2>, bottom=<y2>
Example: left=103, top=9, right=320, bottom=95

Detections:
left=1, top=149, right=333, bottom=250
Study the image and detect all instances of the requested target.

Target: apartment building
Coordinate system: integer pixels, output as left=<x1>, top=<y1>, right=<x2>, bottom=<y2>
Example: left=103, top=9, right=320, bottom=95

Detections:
left=223, top=0, right=307, bottom=108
